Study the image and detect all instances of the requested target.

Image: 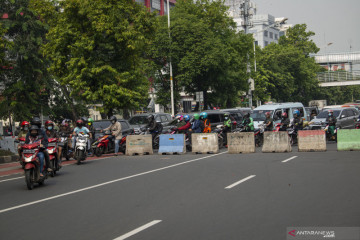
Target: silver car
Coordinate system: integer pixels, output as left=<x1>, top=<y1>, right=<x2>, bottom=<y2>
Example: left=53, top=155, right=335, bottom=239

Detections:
left=309, top=107, right=359, bottom=130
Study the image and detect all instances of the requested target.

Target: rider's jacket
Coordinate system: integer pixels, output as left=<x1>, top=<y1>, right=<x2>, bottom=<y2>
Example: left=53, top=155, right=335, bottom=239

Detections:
left=326, top=116, right=337, bottom=126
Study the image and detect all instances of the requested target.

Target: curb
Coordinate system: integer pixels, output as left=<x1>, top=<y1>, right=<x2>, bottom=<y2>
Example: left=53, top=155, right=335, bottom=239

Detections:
left=0, top=155, right=19, bottom=164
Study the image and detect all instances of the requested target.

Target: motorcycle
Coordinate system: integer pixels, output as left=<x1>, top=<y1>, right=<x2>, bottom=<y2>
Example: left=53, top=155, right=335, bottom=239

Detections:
left=17, top=137, right=26, bottom=168
left=47, top=138, right=59, bottom=177
left=273, top=123, right=281, bottom=132
left=254, top=123, right=264, bottom=147
left=356, top=119, right=360, bottom=129
left=74, top=133, right=90, bottom=165
left=20, top=139, right=48, bottom=190
left=287, top=125, right=298, bottom=145
left=324, top=124, right=337, bottom=142
left=59, top=133, right=72, bottom=161
left=139, top=127, right=160, bottom=149
left=214, top=125, right=225, bottom=149
left=168, top=127, right=193, bottom=151
left=93, top=131, right=113, bottom=157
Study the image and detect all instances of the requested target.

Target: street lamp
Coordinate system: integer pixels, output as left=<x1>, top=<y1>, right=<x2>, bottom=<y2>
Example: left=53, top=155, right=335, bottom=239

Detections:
left=167, top=0, right=175, bottom=116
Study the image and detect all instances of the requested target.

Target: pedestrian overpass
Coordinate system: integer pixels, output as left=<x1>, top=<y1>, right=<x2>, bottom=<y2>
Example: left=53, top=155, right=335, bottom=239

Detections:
left=311, top=51, right=360, bottom=87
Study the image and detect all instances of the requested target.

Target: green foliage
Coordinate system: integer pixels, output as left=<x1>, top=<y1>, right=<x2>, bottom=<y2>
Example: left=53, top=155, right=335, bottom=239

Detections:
left=0, top=0, right=51, bottom=121
left=254, top=24, right=323, bottom=104
left=41, top=0, right=158, bottom=115
left=150, top=0, right=252, bottom=109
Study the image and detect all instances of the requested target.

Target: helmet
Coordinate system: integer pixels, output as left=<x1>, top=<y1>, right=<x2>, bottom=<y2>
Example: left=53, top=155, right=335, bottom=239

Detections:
left=31, top=117, right=41, bottom=128
left=21, top=121, right=30, bottom=127
left=328, top=110, right=333, bottom=113
left=244, top=113, right=250, bottom=118
left=88, top=118, right=93, bottom=123
left=61, top=123, right=69, bottom=128
left=147, top=115, right=154, bottom=122
left=200, top=112, right=208, bottom=119
left=110, top=116, right=117, bottom=123
left=293, top=110, right=300, bottom=116
left=29, top=125, right=39, bottom=137
left=76, top=119, right=84, bottom=127
left=194, top=113, right=200, bottom=120
left=175, top=114, right=182, bottom=119
left=224, top=113, right=229, bottom=120
left=281, top=112, right=288, bottom=118
left=81, top=117, right=88, bottom=123
left=265, top=112, right=271, bottom=117
left=45, top=120, right=54, bottom=127
left=184, top=115, right=190, bottom=122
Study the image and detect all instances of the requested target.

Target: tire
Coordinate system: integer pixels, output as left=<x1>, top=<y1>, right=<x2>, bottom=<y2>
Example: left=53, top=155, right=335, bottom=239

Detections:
left=25, top=170, right=34, bottom=190
left=50, top=159, right=55, bottom=177
left=120, top=143, right=126, bottom=154
left=76, top=151, right=82, bottom=165
left=218, top=136, right=223, bottom=149
left=95, top=146, right=104, bottom=157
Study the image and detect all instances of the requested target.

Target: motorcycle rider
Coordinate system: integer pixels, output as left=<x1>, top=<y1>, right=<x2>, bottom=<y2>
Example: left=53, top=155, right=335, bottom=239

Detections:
left=169, top=115, right=186, bottom=129
left=145, top=114, right=163, bottom=143
left=25, top=125, right=50, bottom=177
left=190, top=113, right=204, bottom=133
left=87, top=118, right=96, bottom=141
left=241, top=113, right=254, bottom=132
left=223, top=113, right=232, bottom=146
left=58, top=123, right=73, bottom=161
left=17, top=121, right=30, bottom=166
left=326, top=110, right=337, bottom=140
left=102, top=116, right=122, bottom=156
left=45, top=120, right=58, bottom=138
left=292, top=110, right=303, bottom=131
left=176, top=115, right=192, bottom=133
left=280, top=112, right=290, bottom=131
left=72, top=119, right=92, bottom=154
left=26, top=117, right=52, bottom=173
left=200, top=112, right=211, bottom=133
left=264, top=112, right=274, bottom=131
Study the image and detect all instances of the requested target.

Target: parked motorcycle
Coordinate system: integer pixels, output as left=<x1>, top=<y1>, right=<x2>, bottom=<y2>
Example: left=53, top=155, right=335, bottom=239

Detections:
left=47, top=138, right=59, bottom=177
left=74, top=133, right=90, bottom=165
left=20, top=139, right=47, bottom=190
left=59, top=133, right=72, bottom=161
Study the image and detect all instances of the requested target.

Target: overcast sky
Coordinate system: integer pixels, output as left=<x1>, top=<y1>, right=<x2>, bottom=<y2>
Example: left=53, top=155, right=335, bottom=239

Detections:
left=253, top=0, right=360, bottom=54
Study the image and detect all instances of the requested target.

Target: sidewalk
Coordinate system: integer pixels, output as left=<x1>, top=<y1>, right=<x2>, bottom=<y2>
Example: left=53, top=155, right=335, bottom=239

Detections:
left=0, top=155, right=19, bottom=164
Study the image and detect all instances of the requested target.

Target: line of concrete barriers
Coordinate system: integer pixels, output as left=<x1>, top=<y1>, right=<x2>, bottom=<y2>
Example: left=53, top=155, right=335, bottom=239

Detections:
left=125, top=130, right=360, bottom=155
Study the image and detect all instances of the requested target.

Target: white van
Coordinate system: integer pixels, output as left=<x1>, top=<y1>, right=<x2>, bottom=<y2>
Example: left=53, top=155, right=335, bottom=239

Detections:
left=251, top=102, right=307, bottom=129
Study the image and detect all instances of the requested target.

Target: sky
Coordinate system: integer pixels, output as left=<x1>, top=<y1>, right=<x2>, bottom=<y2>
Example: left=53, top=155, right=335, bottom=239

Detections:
left=253, top=0, right=360, bottom=54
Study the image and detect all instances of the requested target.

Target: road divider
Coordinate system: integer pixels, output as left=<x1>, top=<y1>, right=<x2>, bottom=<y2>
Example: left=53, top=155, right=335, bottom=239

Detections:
left=262, top=132, right=292, bottom=153
left=298, top=130, right=326, bottom=152
left=126, top=135, right=153, bottom=156
left=227, top=132, right=255, bottom=154
left=191, top=133, right=219, bottom=154
left=158, top=134, right=186, bottom=155
left=337, top=129, right=360, bottom=151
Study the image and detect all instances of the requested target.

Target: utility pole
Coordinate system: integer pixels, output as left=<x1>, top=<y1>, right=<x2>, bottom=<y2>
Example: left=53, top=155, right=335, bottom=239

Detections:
left=240, top=0, right=255, bottom=108
left=167, top=0, right=175, bottom=116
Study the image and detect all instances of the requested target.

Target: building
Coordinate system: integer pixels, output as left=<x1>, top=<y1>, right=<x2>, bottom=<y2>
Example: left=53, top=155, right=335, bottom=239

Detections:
left=135, top=0, right=176, bottom=15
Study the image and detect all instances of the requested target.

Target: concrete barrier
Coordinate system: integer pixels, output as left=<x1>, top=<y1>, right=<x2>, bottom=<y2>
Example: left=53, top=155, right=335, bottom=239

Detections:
left=0, top=136, right=17, bottom=153
left=262, top=132, right=292, bottom=153
left=192, top=133, right=218, bottom=154
left=227, top=132, right=255, bottom=154
left=298, top=130, right=326, bottom=152
left=158, top=134, right=186, bottom=155
left=126, top=135, right=153, bottom=156
left=337, top=129, right=360, bottom=151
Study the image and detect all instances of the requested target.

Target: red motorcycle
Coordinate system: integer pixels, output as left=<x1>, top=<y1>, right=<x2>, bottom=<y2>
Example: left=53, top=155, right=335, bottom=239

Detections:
left=21, top=139, right=47, bottom=190
left=93, top=131, right=113, bottom=157
left=47, top=138, right=59, bottom=177
left=273, top=123, right=281, bottom=132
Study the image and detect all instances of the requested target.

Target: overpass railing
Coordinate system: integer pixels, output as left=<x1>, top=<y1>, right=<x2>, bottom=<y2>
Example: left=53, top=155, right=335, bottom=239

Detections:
left=317, top=70, right=360, bottom=82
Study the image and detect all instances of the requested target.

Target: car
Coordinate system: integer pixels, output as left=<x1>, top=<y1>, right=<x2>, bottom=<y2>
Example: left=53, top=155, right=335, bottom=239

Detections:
left=220, top=108, right=245, bottom=127
left=309, top=107, right=359, bottom=130
left=128, top=113, right=173, bottom=134
left=93, top=119, right=133, bottom=140
left=305, top=107, right=320, bottom=121
left=251, top=102, right=307, bottom=129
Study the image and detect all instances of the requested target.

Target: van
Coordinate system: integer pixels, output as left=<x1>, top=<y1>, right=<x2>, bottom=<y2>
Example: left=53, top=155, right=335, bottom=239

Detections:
left=251, top=102, right=306, bottom=129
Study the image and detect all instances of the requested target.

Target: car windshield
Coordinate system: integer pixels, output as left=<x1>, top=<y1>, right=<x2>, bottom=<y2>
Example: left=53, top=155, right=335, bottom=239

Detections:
left=251, top=110, right=274, bottom=121
left=317, top=110, right=341, bottom=118
left=128, top=116, right=148, bottom=125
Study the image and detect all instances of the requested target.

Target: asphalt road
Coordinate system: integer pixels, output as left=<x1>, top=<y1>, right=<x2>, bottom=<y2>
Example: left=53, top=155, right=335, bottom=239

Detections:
left=0, top=143, right=359, bottom=240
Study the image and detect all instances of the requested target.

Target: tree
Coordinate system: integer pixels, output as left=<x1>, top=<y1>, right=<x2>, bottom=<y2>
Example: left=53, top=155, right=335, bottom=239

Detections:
left=254, top=24, right=323, bottom=104
left=39, top=0, right=158, bottom=116
left=0, top=0, right=51, bottom=121
left=149, top=0, right=252, bottom=110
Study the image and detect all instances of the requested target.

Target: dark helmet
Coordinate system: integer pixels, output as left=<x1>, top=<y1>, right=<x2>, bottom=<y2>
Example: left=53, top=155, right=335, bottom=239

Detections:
left=31, top=117, right=41, bottom=128
left=244, top=113, right=250, bottom=118
left=110, top=116, right=117, bottom=123
left=76, top=119, right=84, bottom=127
left=81, top=117, right=88, bottom=123
left=147, top=114, right=154, bottom=122
left=29, top=125, right=40, bottom=137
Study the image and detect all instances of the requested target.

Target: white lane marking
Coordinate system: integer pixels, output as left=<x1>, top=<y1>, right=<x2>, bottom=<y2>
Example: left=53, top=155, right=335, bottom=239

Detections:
left=114, top=220, right=162, bottom=240
left=0, top=176, right=23, bottom=183
left=282, top=156, right=298, bottom=163
left=0, top=152, right=227, bottom=214
left=225, top=175, right=256, bottom=189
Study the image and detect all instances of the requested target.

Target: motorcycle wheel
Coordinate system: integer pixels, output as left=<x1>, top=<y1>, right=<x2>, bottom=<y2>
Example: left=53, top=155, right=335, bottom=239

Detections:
left=25, top=170, right=34, bottom=190
left=95, top=146, right=104, bottom=157
left=76, top=151, right=82, bottom=165
left=218, top=136, right=223, bottom=149
left=120, top=143, right=126, bottom=154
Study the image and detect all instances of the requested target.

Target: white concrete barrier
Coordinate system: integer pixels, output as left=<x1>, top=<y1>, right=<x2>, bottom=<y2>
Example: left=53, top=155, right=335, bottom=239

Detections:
left=227, top=132, right=255, bottom=154
left=192, top=133, right=219, bottom=154
left=298, top=130, right=326, bottom=152
left=262, top=132, right=292, bottom=153
left=126, top=135, right=153, bottom=156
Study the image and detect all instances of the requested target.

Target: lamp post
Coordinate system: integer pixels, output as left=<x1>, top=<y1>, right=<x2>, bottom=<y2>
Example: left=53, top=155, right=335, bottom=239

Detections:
left=167, top=0, right=175, bottom=116
left=324, top=42, right=333, bottom=82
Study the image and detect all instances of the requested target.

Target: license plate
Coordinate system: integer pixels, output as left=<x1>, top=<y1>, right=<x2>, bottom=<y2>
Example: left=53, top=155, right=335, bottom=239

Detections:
left=48, top=143, right=57, bottom=147
left=23, top=149, right=35, bottom=154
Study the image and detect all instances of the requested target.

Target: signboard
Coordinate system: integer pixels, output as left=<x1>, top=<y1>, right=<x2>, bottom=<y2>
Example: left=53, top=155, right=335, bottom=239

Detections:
left=152, top=0, right=161, bottom=10
left=195, top=91, right=204, bottom=102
